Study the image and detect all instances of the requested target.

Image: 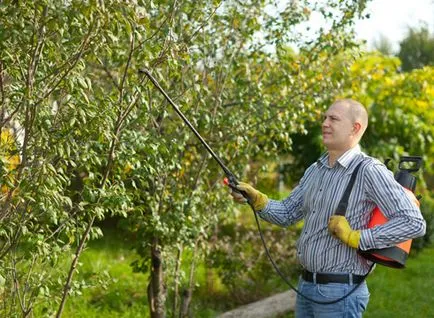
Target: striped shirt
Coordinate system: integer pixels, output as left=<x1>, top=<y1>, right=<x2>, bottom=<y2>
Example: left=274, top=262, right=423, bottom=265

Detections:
left=258, top=145, right=426, bottom=275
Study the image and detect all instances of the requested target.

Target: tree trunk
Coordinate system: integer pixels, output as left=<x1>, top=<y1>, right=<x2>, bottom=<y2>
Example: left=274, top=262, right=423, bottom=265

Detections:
left=56, top=216, right=96, bottom=317
left=179, top=238, right=198, bottom=318
left=147, top=237, right=166, bottom=318
left=179, top=289, right=192, bottom=318
left=172, top=245, right=183, bottom=317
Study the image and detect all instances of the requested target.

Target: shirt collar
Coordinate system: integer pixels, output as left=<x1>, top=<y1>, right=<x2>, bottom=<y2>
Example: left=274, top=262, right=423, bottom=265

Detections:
left=317, top=145, right=362, bottom=169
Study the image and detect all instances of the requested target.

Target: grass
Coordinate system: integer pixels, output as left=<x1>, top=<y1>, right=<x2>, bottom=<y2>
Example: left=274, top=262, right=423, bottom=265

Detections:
left=364, top=247, right=434, bottom=317
left=281, top=247, right=434, bottom=318
left=56, top=226, right=434, bottom=318
left=61, top=227, right=150, bottom=318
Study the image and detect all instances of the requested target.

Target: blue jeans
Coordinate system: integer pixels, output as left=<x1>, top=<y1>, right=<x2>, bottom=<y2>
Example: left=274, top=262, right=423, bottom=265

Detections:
left=295, top=278, right=370, bottom=318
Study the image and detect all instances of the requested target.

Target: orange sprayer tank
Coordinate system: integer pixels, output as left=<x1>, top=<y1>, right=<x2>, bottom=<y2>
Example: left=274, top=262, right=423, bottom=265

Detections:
left=358, top=156, right=422, bottom=268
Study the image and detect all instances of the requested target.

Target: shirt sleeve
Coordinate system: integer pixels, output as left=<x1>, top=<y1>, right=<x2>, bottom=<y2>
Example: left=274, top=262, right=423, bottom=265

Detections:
left=256, top=165, right=314, bottom=227
left=359, top=162, right=426, bottom=250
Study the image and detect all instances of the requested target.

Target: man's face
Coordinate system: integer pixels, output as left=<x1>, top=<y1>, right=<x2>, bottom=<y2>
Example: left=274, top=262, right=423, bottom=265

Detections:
left=322, top=103, right=355, bottom=151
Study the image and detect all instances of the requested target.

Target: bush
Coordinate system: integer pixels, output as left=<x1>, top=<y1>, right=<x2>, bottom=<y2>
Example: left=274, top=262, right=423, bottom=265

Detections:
left=412, top=193, right=434, bottom=251
left=208, top=211, right=300, bottom=307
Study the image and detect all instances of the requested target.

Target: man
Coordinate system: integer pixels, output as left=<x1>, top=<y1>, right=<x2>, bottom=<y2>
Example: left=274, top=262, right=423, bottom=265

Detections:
left=230, top=99, right=426, bottom=317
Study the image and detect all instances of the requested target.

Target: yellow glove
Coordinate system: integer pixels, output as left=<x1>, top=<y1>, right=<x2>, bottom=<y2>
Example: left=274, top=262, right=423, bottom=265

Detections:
left=230, top=182, right=268, bottom=212
left=328, top=215, right=361, bottom=249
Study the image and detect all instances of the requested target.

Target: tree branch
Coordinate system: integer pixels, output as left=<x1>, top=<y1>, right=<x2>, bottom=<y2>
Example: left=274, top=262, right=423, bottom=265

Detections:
left=119, top=24, right=135, bottom=100
left=35, top=22, right=96, bottom=106
left=55, top=215, right=96, bottom=318
left=0, top=59, right=5, bottom=110
left=95, top=58, right=120, bottom=91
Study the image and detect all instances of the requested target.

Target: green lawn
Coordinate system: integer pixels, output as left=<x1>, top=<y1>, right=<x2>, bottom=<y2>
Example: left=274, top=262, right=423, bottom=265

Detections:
left=364, top=247, right=434, bottom=317
left=282, top=247, right=434, bottom=318
left=61, top=229, right=149, bottom=318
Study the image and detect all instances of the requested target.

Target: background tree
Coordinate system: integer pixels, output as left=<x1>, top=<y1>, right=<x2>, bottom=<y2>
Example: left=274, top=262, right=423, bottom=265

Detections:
left=398, top=26, right=434, bottom=72
left=344, top=53, right=434, bottom=169
left=372, top=33, right=394, bottom=55
left=282, top=51, right=434, bottom=250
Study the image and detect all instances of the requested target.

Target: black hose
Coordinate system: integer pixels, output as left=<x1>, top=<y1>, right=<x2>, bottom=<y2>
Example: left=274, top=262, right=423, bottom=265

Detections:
left=249, top=201, right=374, bottom=305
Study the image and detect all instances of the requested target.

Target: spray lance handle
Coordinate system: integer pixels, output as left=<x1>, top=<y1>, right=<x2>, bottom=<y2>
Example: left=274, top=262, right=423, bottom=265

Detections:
left=398, top=156, right=423, bottom=172
left=223, top=173, right=252, bottom=204
left=395, top=156, right=423, bottom=192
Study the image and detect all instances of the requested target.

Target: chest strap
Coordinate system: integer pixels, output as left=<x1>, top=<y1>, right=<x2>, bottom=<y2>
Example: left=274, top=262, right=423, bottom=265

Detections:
left=334, top=161, right=363, bottom=216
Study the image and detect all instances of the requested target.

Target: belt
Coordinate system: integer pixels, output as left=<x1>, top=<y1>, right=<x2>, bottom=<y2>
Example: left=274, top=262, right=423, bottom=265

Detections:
left=302, top=270, right=365, bottom=284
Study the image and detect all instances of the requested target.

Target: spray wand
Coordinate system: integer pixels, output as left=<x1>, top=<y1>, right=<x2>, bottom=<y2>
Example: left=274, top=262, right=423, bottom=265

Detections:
left=139, top=68, right=246, bottom=198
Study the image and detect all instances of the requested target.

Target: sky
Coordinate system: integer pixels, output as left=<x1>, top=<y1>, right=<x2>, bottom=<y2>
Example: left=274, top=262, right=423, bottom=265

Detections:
left=275, top=0, right=434, bottom=53
left=354, top=0, right=434, bottom=52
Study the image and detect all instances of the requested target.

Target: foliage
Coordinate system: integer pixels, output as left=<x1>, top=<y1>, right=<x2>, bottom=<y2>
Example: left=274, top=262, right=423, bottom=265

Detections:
left=344, top=53, right=434, bottom=177
left=398, top=27, right=434, bottom=72
left=0, top=0, right=374, bottom=316
left=209, top=211, right=300, bottom=305
left=412, top=193, right=434, bottom=251
left=281, top=52, right=434, bottom=181
left=1, top=2, right=116, bottom=316
left=372, top=34, right=394, bottom=56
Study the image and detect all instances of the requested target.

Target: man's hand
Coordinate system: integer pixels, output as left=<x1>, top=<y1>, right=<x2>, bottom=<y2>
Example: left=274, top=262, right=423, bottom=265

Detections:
left=229, top=182, right=268, bottom=212
left=328, top=215, right=361, bottom=249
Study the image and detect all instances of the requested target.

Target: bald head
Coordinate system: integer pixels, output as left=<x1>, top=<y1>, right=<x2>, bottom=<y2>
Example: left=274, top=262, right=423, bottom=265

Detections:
left=331, top=99, right=368, bottom=137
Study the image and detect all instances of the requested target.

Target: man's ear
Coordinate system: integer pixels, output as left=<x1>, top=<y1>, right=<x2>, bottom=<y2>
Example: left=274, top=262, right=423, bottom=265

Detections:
left=352, top=122, right=362, bottom=135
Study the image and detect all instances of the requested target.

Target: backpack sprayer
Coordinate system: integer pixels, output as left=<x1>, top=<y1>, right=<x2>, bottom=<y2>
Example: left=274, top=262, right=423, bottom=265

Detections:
left=358, top=156, right=422, bottom=268
left=140, top=68, right=422, bottom=304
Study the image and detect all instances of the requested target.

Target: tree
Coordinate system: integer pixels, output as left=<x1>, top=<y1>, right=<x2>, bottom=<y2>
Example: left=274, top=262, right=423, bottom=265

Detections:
left=269, top=51, right=434, bottom=252
left=398, top=26, right=434, bottom=72
left=338, top=53, right=434, bottom=250
left=0, top=0, right=372, bottom=316
left=0, top=1, right=158, bottom=316
left=372, top=34, right=394, bottom=55
left=342, top=53, right=434, bottom=169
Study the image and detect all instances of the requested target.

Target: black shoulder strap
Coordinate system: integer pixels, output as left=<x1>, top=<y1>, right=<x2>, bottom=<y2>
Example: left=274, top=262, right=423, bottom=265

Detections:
left=334, top=161, right=363, bottom=216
